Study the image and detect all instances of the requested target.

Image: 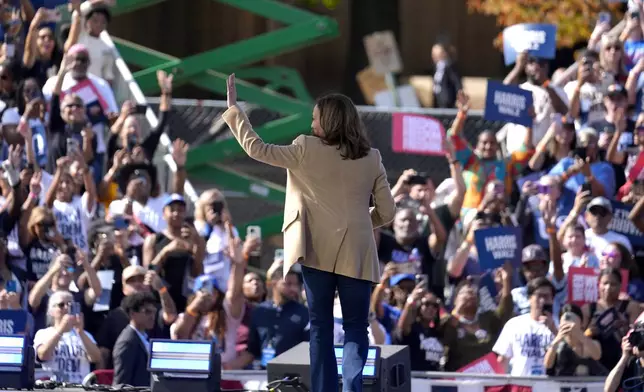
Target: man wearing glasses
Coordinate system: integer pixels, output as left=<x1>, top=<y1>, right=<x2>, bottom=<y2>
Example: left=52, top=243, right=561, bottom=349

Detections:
left=584, top=196, right=632, bottom=260
left=112, top=291, right=158, bottom=387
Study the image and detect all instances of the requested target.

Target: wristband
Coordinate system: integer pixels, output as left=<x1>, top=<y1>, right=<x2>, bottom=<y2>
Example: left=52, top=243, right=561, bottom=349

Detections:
left=456, top=111, right=466, bottom=121
left=546, top=227, right=556, bottom=235
left=560, top=173, right=570, bottom=183
left=449, top=160, right=459, bottom=166
left=242, top=251, right=250, bottom=261
left=29, top=192, right=38, bottom=200
left=186, top=307, right=199, bottom=318
left=158, top=286, right=168, bottom=294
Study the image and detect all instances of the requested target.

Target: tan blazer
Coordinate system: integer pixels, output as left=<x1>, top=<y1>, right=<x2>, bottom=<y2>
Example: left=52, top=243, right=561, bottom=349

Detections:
left=222, top=105, right=396, bottom=283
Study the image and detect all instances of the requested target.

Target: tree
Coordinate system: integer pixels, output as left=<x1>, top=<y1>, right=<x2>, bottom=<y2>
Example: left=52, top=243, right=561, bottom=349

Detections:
left=467, top=0, right=623, bottom=48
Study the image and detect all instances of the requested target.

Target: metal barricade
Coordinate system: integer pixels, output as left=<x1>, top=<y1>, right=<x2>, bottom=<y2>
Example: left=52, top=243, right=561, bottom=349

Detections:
left=219, top=370, right=607, bottom=392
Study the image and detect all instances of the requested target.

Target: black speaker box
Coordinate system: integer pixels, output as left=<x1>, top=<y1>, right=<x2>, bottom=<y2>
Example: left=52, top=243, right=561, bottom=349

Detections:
left=267, top=343, right=411, bottom=392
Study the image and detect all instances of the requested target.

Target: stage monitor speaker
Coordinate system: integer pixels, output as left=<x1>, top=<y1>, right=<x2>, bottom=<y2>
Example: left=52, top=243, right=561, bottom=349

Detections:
left=267, top=343, right=411, bottom=392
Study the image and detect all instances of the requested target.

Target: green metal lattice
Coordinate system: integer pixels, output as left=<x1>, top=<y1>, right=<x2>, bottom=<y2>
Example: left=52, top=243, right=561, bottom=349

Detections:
left=110, top=0, right=339, bottom=238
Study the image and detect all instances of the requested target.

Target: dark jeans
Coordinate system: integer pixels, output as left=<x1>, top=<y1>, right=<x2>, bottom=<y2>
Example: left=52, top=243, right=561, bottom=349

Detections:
left=301, top=266, right=372, bottom=392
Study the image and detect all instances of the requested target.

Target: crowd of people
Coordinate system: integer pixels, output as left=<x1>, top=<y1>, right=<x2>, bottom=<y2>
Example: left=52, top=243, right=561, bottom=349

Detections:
left=4, top=0, right=644, bottom=390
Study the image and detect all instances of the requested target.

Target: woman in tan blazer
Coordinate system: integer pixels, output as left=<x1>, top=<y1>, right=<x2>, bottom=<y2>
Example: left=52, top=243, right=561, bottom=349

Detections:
left=223, top=74, right=395, bottom=392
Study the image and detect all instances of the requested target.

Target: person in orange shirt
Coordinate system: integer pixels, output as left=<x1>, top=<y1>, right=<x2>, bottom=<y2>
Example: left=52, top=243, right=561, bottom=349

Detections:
left=449, top=91, right=535, bottom=215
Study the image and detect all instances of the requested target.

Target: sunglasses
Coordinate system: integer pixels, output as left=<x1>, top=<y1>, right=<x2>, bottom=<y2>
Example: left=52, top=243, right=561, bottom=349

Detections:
left=602, top=250, right=619, bottom=258
left=54, top=301, right=72, bottom=309
left=589, top=207, right=609, bottom=217
left=73, top=57, right=89, bottom=64
left=37, top=220, right=54, bottom=227
left=420, top=299, right=440, bottom=308
left=523, top=261, right=546, bottom=271
left=605, top=45, right=622, bottom=51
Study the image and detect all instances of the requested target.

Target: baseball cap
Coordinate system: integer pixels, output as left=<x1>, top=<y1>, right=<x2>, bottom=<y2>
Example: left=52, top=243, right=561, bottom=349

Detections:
left=389, top=273, right=415, bottom=286
left=163, top=193, right=186, bottom=208
left=522, top=244, right=547, bottom=263
left=587, top=196, right=613, bottom=213
left=122, top=265, right=146, bottom=283
left=192, top=274, right=222, bottom=294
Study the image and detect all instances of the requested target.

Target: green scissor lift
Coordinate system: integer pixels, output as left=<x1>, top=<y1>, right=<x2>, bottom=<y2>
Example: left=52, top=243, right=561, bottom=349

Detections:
left=89, top=0, right=339, bottom=238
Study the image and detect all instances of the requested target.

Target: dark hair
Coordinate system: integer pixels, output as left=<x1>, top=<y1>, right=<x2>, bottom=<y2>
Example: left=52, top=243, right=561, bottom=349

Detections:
left=608, top=242, right=638, bottom=277
left=16, top=77, right=42, bottom=116
left=86, top=7, right=112, bottom=24
left=269, top=267, right=300, bottom=282
left=559, top=303, right=583, bottom=320
left=527, top=277, right=555, bottom=298
left=580, top=49, right=599, bottom=62
left=122, top=291, right=157, bottom=316
left=315, top=93, right=370, bottom=160
left=599, top=267, right=622, bottom=283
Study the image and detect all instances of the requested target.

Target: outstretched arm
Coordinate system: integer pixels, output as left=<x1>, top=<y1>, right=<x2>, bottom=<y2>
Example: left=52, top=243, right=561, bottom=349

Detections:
left=222, top=74, right=305, bottom=169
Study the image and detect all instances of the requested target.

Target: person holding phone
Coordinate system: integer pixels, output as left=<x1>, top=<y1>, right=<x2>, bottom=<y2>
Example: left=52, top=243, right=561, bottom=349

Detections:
left=564, top=50, right=606, bottom=128
left=106, top=70, right=173, bottom=167
left=544, top=304, right=605, bottom=376
left=44, top=152, right=97, bottom=254
left=170, top=221, right=249, bottom=369
left=493, top=277, right=558, bottom=376
left=549, top=127, right=617, bottom=204
left=193, top=188, right=241, bottom=292
left=33, top=290, right=101, bottom=383
left=582, top=268, right=642, bottom=370
left=223, top=74, right=395, bottom=392
left=392, top=286, right=443, bottom=371
left=45, top=59, right=98, bottom=175
left=143, top=194, right=205, bottom=312
left=22, top=7, right=69, bottom=87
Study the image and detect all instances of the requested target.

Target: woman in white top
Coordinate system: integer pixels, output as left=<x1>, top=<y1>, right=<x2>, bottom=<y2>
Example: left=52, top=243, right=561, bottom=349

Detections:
left=170, top=222, right=255, bottom=368
left=33, top=290, right=101, bottom=383
left=193, top=189, right=236, bottom=291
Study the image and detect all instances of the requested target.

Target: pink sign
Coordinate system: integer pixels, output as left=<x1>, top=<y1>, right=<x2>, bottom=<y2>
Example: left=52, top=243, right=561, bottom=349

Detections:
left=567, top=267, right=629, bottom=306
left=456, top=353, right=504, bottom=375
left=391, top=113, right=445, bottom=156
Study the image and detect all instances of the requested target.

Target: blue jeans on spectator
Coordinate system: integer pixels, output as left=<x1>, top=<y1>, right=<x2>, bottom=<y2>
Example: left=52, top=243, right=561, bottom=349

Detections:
left=301, top=266, right=371, bottom=392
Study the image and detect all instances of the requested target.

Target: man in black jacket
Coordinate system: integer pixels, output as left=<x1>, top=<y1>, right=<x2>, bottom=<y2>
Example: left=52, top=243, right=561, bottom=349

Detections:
left=112, top=291, right=157, bottom=386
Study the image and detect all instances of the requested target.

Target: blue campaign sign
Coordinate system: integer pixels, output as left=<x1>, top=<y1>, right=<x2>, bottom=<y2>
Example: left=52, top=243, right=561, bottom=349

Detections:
left=0, top=310, right=27, bottom=335
left=484, top=80, right=534, bottom=127
left=503, top=23, right=557, bottom=66
left=474, top=226, right=523, bottom=271
left=478, top=272, right=498, bottom=313
left=609, top=200, right=644, bottom=248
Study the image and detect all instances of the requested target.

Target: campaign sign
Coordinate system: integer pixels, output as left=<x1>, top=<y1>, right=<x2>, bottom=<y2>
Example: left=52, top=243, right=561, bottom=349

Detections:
left=628, top=152, right=644, bottom=181
left=391, top=113, right=445, bottom=156
left=474, top=226, right=523, bottom=271
left=456, top=353, right=504, bottom=374
left=568, top=267, right=629, bottom=306
left=478, top=272, right=498, bottom=313
left=503, top=23, right=557, bottom=66
left=609, top=200, right=644, bottom=248
left=0, top=310, right=27, bottom=335
left=484, top=80, right=534, bottom=127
